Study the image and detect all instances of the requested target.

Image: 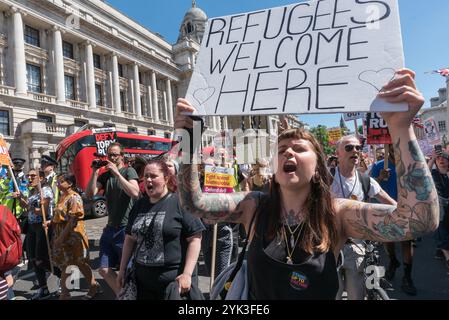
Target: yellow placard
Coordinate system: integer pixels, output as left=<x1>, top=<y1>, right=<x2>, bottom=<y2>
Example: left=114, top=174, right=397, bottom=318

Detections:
left=327, top=128, right=342, bottom=144
left=204, top=172, right=234, bottom=188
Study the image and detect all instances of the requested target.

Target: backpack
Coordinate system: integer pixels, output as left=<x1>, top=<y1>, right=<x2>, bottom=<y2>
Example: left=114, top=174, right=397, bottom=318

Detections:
left=0, top=205, right=22, bottom=274
left=330, top=169, right=371, bottom=202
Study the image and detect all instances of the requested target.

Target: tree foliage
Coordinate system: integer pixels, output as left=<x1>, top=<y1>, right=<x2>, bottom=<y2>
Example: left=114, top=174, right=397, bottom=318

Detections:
left=309, top=125, right=336, bottom=155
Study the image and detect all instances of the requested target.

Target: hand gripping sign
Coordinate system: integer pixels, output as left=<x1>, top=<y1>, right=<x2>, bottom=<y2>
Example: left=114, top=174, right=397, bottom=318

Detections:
left=92, top=128, right=117, bottom=156
left=186, top=0, right=407, bottom=116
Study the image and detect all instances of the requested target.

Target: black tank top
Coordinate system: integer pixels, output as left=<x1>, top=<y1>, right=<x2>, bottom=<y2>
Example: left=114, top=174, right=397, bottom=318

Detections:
left=247, top=200, right=339, bottom=300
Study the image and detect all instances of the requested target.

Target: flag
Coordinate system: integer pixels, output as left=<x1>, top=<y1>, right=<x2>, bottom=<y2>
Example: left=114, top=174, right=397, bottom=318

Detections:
left=412, top=116, right=423, bottom=129
left=427, top=68, right=449, bottom=77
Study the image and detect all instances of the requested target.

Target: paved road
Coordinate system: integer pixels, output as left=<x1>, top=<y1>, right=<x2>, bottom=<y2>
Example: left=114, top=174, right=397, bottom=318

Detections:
left=12, top=216, right=449, bottom=300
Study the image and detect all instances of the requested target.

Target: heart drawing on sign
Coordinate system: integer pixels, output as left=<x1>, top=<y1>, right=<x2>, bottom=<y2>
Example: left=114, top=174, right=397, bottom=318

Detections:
left=193, top=87, right=216, bottom=106
left=358, top=68, right=396, bottom=92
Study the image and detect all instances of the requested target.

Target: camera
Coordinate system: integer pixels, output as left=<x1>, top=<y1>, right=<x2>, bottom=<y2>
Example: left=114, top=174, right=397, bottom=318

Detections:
left=91, top=159, right=108, bottom=169
left=435, top=144, right=443, bottom=155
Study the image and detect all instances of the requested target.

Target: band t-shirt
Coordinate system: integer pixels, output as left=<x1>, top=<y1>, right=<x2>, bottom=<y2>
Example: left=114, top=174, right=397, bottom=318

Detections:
left=98, top=166, right=139, bottom=228
left=126, top=193, right=205, bottom=268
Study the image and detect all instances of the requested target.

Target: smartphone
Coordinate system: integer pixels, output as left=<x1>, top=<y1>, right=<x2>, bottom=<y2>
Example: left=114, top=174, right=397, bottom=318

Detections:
left=435, top=145, right=443, bottom=155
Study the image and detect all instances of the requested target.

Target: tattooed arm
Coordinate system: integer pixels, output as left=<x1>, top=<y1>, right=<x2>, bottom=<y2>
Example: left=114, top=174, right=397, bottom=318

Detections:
left=336, top=69, right=439, bottom=242
left=175, top=98, right=260, bottom=227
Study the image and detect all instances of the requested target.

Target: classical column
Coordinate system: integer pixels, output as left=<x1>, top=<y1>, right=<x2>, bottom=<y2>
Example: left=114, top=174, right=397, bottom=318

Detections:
left=0, top=48, right=5, bottom=85
left=53, top=27, right=65, bottom=103
left=85, top=41, right=96, bottom=110
left=129, top=78, right=134, bottom=114
left=111, top=53, right=121, bottom=114
left=11, top=7, right=27, bottom=95
left=133, top=63, right=142, bottom=118
left=151, top=71, right=159, bottom=122
left=166, top=79, right=174, bottom=125
left=147, top=86, right=153, bottom=118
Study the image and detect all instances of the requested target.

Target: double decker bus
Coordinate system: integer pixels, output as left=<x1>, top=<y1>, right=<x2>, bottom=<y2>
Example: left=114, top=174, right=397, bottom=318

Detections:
left=56, top=129, right=172, bottom=217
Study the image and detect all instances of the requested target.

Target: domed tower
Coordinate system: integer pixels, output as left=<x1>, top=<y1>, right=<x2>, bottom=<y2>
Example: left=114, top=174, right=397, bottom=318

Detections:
left=177, top=0, right=207, bottom=44
left=173, top=1, right=208, bottom=96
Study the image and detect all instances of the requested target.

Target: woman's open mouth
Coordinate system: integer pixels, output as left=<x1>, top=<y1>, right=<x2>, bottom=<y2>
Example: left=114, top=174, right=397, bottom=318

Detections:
left=283, top=162, right=297, bottom=173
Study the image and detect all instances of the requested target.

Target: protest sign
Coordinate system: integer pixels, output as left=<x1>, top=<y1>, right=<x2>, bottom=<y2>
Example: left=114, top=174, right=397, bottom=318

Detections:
left=327, top=128, right=342, bottom=145
left=0, top=136, right=12, bottom=166
left=187, top=0, right=406, bottom=116
left=204, top=165, right=235, bottom=193
left=92, top=128, right=117, bottom=156
left=417, top=139, right=433, bottom=157
left=423, top=117, right=441, bottom=146
left=366, top=112, right=391, bottom=144
left=344, top=112, right=365, bottom=121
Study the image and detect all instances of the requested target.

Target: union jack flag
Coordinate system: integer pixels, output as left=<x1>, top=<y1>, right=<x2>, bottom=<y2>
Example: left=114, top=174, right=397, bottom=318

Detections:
left=412, top=117, right=424, bottom=129
left=427, top=69, right=449, bottom=77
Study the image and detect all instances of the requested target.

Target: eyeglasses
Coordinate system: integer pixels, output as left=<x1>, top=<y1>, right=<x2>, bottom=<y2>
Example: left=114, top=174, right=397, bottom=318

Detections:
left=107, top=153, right=121, bottom=158
left=344, top=144, right=362, bottom=152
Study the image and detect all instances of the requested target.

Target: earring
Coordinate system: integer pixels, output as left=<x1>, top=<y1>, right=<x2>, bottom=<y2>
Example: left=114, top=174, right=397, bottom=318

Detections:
left=312, top=172, right=319, bottom=184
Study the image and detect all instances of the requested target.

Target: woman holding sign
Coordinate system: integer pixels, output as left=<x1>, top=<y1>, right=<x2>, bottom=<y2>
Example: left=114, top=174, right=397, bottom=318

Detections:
left=174, top=69, right=439, bottom=299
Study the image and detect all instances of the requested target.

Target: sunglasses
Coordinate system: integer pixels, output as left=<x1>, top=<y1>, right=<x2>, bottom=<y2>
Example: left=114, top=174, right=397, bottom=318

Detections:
left=344, top=144, right=362, bottom=152
left=27, top=174, right=37, bottom=178
left=107, top=153, right=122, bottom=158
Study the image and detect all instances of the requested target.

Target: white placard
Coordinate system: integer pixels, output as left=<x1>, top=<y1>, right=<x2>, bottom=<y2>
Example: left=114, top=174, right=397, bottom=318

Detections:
left=344, top=112, right=365, bottom=121
left=423, top=117, right=441, bottom=146
left=187, top=0, right=407, bottom=116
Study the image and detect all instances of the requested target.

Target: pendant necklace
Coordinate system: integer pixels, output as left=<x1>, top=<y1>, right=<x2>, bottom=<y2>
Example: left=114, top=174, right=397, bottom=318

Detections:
left=282, top=221, right=305, bottom=265
left=338, top=168, right=358, bottom=200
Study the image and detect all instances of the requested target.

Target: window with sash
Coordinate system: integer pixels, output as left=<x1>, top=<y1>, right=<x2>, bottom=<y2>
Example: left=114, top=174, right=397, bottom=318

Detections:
left=62, top=41, right=74, bottom=59
left=26, top=64, right=42, bottom=93
left=0, top=110, right=10, bottom=136
left=64, top=75, right=75, bottom=100
left=24, top=25, right=40, bottom=47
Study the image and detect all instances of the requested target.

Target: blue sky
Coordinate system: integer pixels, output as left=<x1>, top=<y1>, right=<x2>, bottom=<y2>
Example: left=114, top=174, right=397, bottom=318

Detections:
left=107, top=0, right=449, bottom=131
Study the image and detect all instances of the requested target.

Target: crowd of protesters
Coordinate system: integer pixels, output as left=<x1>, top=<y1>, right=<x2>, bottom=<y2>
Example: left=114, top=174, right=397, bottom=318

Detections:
left=0, top=69, right=447, bottom=301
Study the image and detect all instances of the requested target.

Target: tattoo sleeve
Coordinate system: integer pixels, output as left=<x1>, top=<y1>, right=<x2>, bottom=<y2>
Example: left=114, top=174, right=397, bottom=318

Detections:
left=343, top=136, right=438, bottom=242
left=177, top=164, right=259, bottom=223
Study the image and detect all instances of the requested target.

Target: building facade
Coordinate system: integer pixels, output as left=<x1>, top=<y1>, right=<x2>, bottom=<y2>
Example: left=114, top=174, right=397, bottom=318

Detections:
left=0, top=0, right=226, bottom=169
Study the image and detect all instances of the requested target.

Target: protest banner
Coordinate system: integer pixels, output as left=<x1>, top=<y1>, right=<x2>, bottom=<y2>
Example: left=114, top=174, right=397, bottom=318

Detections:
left=366, top=112, right=391, bottom=145
left=417, top=139, right=433, bottom=157
left=0, top=136, right=12, bottom=167
left=187, top=0, right=407, bottom=116
left=423, top=117, right=441, bottom=146
left=344, top=112, right=365, bottom=121
left=92, top=128, right=117, bottom=156
left=204, top=165, right=235, bottom=193
left=327, top=127, right=342, bottom=145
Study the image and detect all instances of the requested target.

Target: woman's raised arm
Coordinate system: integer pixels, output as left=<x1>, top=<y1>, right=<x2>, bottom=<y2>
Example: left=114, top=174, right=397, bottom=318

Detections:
left=336, top=69, right=439, bottom=242
left=175, top=98, right=260, bottom=226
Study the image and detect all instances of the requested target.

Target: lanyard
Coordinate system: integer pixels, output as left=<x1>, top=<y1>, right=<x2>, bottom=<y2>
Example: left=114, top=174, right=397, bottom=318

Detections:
left=337, top=169, right=358, bottom=199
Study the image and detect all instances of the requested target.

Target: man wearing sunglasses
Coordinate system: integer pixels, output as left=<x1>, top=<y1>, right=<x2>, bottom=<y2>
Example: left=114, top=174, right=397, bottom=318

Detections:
left=85, top=142, right=139, bottom=296
left=331, top=135, right=395, bottom=300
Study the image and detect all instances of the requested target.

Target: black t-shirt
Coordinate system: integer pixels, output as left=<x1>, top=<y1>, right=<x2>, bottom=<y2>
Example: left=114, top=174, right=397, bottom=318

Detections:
left=126, top=193, right=205, bottom=268
left=432, top=169, right=449, bottom=199
left=98, top=166, right=139, bottom=227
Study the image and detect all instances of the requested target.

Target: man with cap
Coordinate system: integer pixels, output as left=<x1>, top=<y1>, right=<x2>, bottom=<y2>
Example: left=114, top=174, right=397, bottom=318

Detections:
left=40, top=155, right=59, bottom=207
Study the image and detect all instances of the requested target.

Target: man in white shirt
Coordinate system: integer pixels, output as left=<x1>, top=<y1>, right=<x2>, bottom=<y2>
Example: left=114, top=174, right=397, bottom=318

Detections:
left=331, top=135, right=396, bottom=300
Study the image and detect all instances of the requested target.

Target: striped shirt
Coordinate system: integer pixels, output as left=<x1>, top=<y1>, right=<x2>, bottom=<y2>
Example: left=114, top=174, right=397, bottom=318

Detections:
left=0, top=277, right=8, bottom=300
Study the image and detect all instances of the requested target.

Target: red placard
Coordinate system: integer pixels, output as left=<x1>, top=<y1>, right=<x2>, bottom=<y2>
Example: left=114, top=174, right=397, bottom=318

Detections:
left=366, top=113, right=392, bottom=145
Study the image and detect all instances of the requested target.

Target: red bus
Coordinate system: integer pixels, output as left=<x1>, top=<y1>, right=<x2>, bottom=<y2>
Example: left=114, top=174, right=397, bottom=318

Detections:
left=56, top=129, right=172, bottom=217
